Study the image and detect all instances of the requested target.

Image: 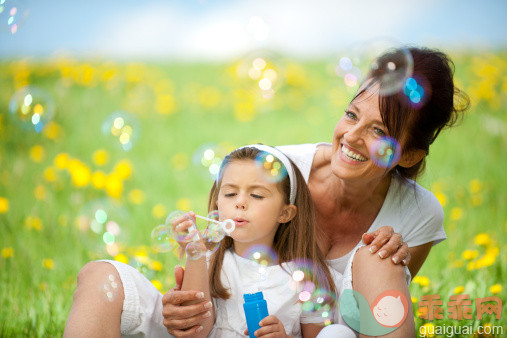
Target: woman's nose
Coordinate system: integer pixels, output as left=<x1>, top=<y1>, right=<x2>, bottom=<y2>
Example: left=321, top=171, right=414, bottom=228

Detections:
left=344, top=124, right=363, bottom=144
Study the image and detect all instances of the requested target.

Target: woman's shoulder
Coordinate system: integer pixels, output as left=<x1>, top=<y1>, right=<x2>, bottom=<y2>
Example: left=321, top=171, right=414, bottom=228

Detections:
left=392, top=177, right=442, bottom=211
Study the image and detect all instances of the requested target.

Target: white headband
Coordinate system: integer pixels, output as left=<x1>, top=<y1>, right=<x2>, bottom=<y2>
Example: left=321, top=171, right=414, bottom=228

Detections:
left=221, top=144, right=297, bottom=205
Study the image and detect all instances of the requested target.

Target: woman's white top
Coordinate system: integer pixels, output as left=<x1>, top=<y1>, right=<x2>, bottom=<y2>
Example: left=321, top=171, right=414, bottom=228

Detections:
left=209, top=250, right=343, bottom=337
left=277, top=143, right=446, bottom=275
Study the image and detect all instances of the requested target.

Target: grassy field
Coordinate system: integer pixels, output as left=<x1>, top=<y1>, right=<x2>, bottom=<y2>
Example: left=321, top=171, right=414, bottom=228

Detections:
left=0, top=50, right=505, bottom=336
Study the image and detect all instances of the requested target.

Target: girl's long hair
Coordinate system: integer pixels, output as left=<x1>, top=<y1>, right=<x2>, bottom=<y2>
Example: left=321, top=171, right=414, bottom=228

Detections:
left=207, top=146, right=336, bottom=306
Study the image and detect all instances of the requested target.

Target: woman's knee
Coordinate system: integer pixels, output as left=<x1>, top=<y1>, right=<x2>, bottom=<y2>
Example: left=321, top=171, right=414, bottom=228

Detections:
left=75, top=262, right=124, bottom=303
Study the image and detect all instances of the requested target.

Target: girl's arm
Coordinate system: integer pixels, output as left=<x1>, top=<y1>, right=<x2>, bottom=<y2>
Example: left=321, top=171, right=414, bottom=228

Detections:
left=181, top=254, right=214, bottom=338
left=301, top=323, right=323, bottom=337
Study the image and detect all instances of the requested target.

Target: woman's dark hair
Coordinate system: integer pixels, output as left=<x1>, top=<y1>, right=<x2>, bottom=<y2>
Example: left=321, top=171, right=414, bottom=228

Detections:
left=354, top=47, right=470, bottom=180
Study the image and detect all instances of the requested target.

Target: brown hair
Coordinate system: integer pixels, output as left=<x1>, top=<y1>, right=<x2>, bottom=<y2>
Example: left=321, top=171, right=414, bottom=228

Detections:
left=207, top=146, right=336, bottom=304
left=354, top=47, right=470, bottom=181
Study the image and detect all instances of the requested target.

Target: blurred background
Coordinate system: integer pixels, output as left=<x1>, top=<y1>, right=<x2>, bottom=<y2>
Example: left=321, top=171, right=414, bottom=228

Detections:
left=0, top=0, right=506, bottom=335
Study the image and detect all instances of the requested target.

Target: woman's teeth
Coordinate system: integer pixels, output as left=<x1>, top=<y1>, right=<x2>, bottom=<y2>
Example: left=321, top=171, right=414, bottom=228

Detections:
left=341, top=145, right=367, bottom=162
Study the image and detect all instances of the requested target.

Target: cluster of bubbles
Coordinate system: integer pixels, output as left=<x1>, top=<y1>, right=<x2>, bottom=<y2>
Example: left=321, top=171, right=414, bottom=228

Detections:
left=289, top=260, right=337, bottom=323
left=334, top=40, right=414, bottom=96
left=76, top=199, right=125, bottom=256
left=0, top=0, right=26, bottom=34
left=192, top=143, right=230, bottom=180
left=254, top=151, right=288, bottom=183
left=103, top=274, right=119, bottom=302
left=235, top=53, right=283, bottom=99
left=8, top=86, right=55, bottom=133
left=151, top=210, right=234, bottom=260
left=101, top=111, right=139, bottom=151
left=369, top=136, right=401, bottom=168
left=243, top=244, right=278, bottom=281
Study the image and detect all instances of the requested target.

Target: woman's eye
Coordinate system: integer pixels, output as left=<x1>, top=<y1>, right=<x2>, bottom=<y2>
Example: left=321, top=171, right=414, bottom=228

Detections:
left=374, top=127, right=386, bottom=136
left=251, top=194, right=264, bottom=199
left=345, top=111, right=357, bottom=120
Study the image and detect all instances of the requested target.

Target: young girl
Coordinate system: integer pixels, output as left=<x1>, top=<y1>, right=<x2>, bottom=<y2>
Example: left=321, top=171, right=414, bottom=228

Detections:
left=173, top=145, right=355, bottom=338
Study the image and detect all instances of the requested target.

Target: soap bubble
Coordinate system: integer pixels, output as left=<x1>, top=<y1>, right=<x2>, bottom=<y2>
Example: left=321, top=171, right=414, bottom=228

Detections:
left=101, top=111, right=140, bottom=151
left=185, top=241, right=206, bottom=260
left=130, top=257, right=154, bottom=280
left=369, top=136, right=401, bottom=168
left=403, top=76, right=431, bottom=108
left=254, top=151, right=288, bottom=183
left=334, top=39, right=413, bottom=96
left=192, top=143, right=230, bottom=180
left=8, top=86, right=55, bottom=133
left=201, top=229, right=221, bottom=254
left=151, top=224, right=176, bottom=253
left=102, top=274, right=120, bottom=302
left=76, top=199, right=127, bottom=236
left=234, top=51, right=285, bottom=99
left=202, top=210, right=226, bottom=242
left=243, top=244, right=278, bottom=280
left=0, top=1, right=28, bottom=35
left=165, top=210, right=198, bottom=243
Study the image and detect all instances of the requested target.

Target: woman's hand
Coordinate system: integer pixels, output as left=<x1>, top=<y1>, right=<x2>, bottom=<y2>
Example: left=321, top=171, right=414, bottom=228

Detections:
left=362, top=226, right=411, bottom=266
left=162, top=265, right=211, bottom=336
left=244, top=315, right=289, bottom=338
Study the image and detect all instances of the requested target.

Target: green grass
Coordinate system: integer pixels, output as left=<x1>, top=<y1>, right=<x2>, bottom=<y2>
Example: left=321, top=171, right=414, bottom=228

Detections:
left=0, top=51, right=506, bottom=336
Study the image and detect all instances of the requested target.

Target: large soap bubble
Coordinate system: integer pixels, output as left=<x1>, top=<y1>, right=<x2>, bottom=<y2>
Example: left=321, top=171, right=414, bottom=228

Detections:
left=8, top=86, right=55, bottom=133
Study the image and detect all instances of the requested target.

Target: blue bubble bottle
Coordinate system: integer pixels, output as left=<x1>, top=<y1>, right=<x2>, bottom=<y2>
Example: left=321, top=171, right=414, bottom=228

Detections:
left=243, top=291, right=269, bottom=338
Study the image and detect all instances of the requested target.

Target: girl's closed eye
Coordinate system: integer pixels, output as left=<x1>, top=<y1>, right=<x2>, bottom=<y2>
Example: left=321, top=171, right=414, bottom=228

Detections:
left=224, top=193, right=236, bottom=197
left=250, top=194, right=264, bottom=199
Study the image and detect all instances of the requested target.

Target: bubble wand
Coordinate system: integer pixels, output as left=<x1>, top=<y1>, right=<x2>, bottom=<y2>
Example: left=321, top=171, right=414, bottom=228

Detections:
left=194, top=214, right=236, bottom=235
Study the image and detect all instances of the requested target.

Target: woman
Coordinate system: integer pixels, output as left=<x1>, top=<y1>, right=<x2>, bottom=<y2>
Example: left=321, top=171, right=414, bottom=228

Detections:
left=64, top=47, right=468, bottom=337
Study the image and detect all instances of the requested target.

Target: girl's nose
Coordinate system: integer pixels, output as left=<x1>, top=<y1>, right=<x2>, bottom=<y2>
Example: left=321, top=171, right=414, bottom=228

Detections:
left=235, top=195, right=247, bottom=210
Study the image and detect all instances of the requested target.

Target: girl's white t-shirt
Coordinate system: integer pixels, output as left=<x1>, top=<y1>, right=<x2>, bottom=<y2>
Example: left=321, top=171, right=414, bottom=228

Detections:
left=209, top=250, right=343, bottom=338
left=276, top=143, right=446, bottom=274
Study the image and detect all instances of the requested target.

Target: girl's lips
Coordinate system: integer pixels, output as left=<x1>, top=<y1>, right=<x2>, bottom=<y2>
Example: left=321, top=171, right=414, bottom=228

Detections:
left=234, top=219, right=248, bottom=227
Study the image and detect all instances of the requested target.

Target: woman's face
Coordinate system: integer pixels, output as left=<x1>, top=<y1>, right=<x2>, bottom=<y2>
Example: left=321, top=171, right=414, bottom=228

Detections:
left=331, top=86, right=398, bottom=182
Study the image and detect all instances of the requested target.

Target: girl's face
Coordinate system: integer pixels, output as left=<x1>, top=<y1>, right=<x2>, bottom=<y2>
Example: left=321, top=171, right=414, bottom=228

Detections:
left=331, top=87, right=399, bottom=182
left=216, top=159, right=294, bottom=251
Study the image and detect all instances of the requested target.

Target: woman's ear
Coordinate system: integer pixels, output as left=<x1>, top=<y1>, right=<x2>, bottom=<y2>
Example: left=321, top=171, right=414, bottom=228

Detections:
left=279, top=205, right=297, bottom=223
left=398, top=148, right=426, bottom=168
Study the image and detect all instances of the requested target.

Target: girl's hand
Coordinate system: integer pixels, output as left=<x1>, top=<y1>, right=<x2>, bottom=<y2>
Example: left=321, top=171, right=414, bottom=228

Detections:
left=170, top=211, right=200, bottom=248
left=362, top=226, right=411, bottom=266
left=243, top=315, right=288, bottom=337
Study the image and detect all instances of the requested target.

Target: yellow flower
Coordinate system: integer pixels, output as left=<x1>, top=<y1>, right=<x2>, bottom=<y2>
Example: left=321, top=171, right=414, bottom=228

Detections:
left=42, top=258, right=54, bottom=269
left=128, top=189, right=145, bottom=204
left=25, top=216, right=43, bottom=231
left=29, top=145, right=45, bottom=162
left=114, top=160, right=133, bottom=180
left=490, top=284, right=502, bottom=294
left=43, top=167, right=57, bottom=182
left=0, top=197, right=9, bottom=213
left=93, top=149, right=109, bottom=166
left=152, top=204, right=166, bottom=219
left=171, top=153, right=189, bottom=170
left=412, top=276, right=430, bottom=287
left=92, top=171, right=107, bottom=189
left=39, top=282, right=47, bottom=291
left=468, top=179, right=482, bottom=194
left=454, top=286, right=465, bottom=294
left=450, top=207, right=463, bottom=221
left=152, top=261, right=163, bottom=271
left=411, top=296, right=417, bottom=304
left=43, top=121, right=63, bottom=140
left=54, top=153, right=70, bottom=169
left=176, top=198, right=192, bottom=211
left=105, top=174, right=123, bottom=198
left=420, top=323, right=435, bottom=337
left=434, top=192, right=447, bottom=207
left=466, top=261, right=475, bottom=271
left=452, top=259, right=463, bottom=268
left=151, top=279, right=163, bottom=291
left=114, top=253, right=129, bottom=264
left=155, top=94, right=176, bottom=115
left=471, top=194, right=483, bottom=206
left=1, top=247, right=14, bottom=258
left=70, top=162, right=92, bottom=187
left=34, top=185, right=46, bottom=200
left=474, top=233, right=491, bottom=246
left=462, top=249, right=479, bottom=260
